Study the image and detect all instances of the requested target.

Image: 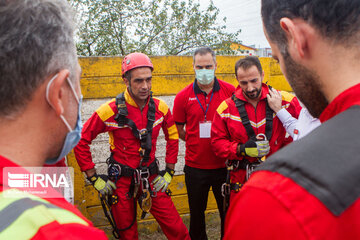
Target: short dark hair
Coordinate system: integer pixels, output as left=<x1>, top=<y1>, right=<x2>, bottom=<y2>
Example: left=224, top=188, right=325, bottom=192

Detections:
left=262, top=0, right=360, bottom=52
left=0, top=0, right=77, bottom=118
left=235, top=56, right=263, bottom=77
left=193, top=47, right=216, bottom=63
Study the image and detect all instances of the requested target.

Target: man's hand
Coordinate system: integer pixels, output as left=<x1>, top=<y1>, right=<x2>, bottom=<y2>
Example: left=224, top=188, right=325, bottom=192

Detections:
left=152, top=167, right=175, bottom=192
left=88, top=173, right=116, bottom=195
left=267, top=88, right=282, bottom=113
left=238, top=139, right=270, bottom=157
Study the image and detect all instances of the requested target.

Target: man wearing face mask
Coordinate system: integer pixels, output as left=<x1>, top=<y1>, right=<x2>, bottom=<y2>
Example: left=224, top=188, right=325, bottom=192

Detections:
left=74, top=52, right=190, bottom=240
left=211, top=56, right=301, bottom=209
left=0, top=0, right=107, bottom=239
left=173, top=47, right=235, bottom=239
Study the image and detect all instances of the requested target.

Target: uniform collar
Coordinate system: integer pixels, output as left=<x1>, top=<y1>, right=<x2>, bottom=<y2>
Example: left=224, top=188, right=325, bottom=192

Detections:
left=194, top=77, right=220, bottom=95
left=235, top=83, right=269, bottom=102
left=124, top=87, right=150, bottom=108
left=319, top=83, right=360, bottom=123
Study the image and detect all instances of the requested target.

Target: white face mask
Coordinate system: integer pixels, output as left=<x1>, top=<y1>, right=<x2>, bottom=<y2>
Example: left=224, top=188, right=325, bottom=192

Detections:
left=195, top=69, right=215, bottom=85
left=45, top=74, right=83, bottom=164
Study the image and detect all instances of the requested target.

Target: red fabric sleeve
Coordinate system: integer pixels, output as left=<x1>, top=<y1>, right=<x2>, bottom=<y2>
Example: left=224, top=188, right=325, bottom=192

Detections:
left=162, top=108, right=179, bottom=164
left=74, top=112, right=107, bottom=172
left=173, top=91, right=186, bottom=125
left=211, top=106, right=242, bottom=161
left=224, top=186, right=307, bottom=240
left=32, top=222, right=108, bottom=240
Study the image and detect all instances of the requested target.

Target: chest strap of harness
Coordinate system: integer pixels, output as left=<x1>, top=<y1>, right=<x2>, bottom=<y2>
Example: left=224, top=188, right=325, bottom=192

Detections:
left=231, top=94, right=273, bottom=141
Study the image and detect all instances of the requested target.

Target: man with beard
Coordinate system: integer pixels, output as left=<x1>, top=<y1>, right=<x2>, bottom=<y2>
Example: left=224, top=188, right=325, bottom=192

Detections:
left=224, top=0, right=360, bottom=239
left=211, top=56, right=301, bottom=209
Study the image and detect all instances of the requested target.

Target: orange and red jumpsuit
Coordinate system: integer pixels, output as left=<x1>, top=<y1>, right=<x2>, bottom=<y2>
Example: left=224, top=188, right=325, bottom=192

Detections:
left=74, top=89, right=189, bottom=240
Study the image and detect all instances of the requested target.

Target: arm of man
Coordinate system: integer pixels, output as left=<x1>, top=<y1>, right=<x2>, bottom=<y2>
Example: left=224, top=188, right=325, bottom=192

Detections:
left=173, top=91, right=187, bottom=141
left=267, top=88, right=297, bottom=138
left=176, top=124, right=186, bottom=141
left=159, top=99, right=179, bottom=165
left=74, top=101, right=114, bottom=175
left=152, top=100, right=178, bottom=192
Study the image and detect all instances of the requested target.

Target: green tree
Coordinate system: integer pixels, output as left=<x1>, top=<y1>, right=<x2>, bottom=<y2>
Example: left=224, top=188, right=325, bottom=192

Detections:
left=70, top=0, right=241, bottom=56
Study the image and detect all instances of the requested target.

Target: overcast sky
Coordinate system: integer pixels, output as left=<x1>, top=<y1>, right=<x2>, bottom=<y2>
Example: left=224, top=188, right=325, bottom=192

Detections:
left=198, top=0, right=270, bottom=48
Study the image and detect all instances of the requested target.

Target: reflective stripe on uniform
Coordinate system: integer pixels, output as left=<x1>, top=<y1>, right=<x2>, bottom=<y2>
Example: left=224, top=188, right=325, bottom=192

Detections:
left=0, top=189, right=88, bottom=239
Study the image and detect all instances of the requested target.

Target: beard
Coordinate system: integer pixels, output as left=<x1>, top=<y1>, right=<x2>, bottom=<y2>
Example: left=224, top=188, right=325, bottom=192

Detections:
left=243, top=87, right=262, bottom=100
left=283, top=50, right=328, bottom=118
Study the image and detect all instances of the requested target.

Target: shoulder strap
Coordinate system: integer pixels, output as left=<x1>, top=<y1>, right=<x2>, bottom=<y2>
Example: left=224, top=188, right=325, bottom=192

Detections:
left=232, top=94, right=273, bottom=140
left=114, top=92, right=139, bottom=140
left=258, top=105, right=360, bottom=216
left=232, top=94, right=256, bottom=140
left=265, top=99, right=273, bottom=140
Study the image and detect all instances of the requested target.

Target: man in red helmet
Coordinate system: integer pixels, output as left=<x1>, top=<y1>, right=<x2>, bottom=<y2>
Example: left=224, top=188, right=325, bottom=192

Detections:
left=74, top=52, right=190, bottom=240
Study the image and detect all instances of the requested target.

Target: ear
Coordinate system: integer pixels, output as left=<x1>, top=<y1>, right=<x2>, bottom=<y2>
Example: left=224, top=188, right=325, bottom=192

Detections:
left=47, top=70, right=70, bottom=116
left=214, top=62, right=218, bottom=72
left=279, top=18, right=312, bottom=61
left=123, top=76, right=130, bottom=88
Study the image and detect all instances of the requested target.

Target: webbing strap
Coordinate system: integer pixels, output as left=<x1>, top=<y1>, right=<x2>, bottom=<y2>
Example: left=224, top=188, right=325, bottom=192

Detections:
left=114, top=91, right=156, bottom=163
left=232, top=94, right=273, bottom=140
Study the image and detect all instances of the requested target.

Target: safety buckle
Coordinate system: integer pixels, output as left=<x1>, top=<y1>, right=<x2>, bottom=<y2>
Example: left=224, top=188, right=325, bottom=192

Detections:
left=139, top=128, right=148, bottom=140
left=221, top=183, right=231, bottom=197
left=246, top=162, right=260, bottom=181
left=140, top=168, right=150, bottom=180
left=108, top=163, right=121, bottom=180
left=133, top=169, right=140, bottom=184
left=141, top=177, right=150, bottom=191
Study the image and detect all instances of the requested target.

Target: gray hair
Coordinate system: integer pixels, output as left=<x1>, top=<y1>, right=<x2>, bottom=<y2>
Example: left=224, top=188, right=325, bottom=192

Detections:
left=193, top=47, right=216, bottom=63
left=0, top=0, right=77, bottom=118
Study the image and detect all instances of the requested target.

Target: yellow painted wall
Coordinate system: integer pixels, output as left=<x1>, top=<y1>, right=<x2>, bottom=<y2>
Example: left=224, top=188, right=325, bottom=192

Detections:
left=78, top=56, right=291, bottom=99
left=68, top=56, right=291, bottom=238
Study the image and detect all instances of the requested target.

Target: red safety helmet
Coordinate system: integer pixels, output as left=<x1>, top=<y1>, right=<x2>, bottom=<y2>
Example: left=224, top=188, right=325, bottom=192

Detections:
left=121, top=52, right=153, bottom=77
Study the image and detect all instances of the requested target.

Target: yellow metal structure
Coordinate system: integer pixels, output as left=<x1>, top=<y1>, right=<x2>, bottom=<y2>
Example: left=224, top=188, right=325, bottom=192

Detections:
left=68, top=56, right=291, bottom=237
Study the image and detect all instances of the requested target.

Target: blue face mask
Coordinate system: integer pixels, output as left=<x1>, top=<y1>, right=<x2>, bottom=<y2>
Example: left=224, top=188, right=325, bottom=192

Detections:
left=195, top=69, right=215, bottom=85
left=45, top=74, right=83, bottom=164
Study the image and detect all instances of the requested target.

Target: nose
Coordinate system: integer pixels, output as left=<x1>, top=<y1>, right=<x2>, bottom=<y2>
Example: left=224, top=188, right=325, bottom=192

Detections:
left=247, top=83, right=256, bottom=92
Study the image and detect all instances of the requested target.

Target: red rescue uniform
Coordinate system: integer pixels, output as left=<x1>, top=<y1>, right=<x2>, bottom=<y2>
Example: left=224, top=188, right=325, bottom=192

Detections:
left=211, top=84, right=301, bottom=192
left=224, top=83, right=360, bottom=240
left=0, top=155, right=107, bottom=239
left=74, top=88, right=189, bottom=240
left=173, top=78, right=235, bottom=169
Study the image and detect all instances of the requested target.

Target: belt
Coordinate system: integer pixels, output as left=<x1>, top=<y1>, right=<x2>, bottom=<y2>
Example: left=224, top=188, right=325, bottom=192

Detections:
left=107, top=156, right=159, bottom=178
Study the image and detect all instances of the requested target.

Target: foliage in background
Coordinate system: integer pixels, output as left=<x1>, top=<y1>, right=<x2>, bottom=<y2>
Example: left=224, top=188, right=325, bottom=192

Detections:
left=69, top=0, right=241, bottom=56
